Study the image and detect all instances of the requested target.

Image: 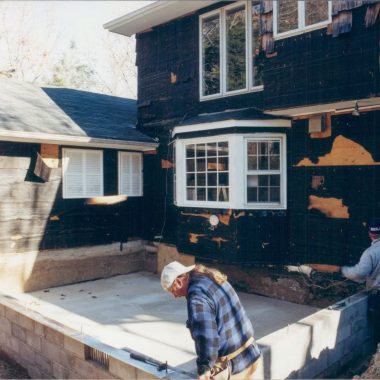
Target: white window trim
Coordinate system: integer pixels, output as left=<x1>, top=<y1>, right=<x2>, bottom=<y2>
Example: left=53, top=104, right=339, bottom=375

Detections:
left=118, top=151, right=143, bottom=196
left=175, top=133, right=287, bottom=209
left=199, top=1, right=264, bottom=101
left=244, top=135, right=287, bottom=209
left=62, top=148, right=104, bottom=199
left=273, top=0, right=332, bottom=40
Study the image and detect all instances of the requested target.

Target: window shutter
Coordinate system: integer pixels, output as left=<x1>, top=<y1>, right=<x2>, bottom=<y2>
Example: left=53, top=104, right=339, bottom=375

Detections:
left=119, top=152, right=143, bottom=196
left=85, top=151, right=103, bottom=197
left=63, top=149, right=103, bottom=199
left=64, top=150, right=84, bottom=198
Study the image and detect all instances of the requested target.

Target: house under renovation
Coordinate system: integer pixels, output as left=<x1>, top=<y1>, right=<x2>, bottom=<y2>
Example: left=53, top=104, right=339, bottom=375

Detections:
left=0, top=1, right=379, bottom=379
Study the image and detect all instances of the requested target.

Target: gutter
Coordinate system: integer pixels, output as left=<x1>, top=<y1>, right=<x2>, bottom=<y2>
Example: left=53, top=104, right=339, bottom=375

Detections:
left=0, top=130, right=158, bottom=152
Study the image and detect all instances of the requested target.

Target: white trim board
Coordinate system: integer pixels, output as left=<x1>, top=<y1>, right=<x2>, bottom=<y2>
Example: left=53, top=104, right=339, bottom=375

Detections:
left=172, top=119, right=291, bottom=137
left=0, top=130, right=158, bottom=151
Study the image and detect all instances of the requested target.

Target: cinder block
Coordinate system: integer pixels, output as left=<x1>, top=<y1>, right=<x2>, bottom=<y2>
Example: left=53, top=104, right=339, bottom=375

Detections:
left=6, top=335, right=20, bottom=354
left=11, top=323, right=26, bottom=342
left=35, top=352, right=52, bottom=375
left=43, top=325, right=64, bottom=346
left=34, top=321, right=44, bottom=336
left=5, top=307, right=19, bottom=324
left=26, top=330, right=42, bottom=352
left=58, top=348, right=76, bottom=369
left=41, top=340, right=61, bottom=363
left=351, top=318, right=368, bottom=333
left=109, top=357, right=137, bottom=379
left=335, top=324, right=351, bottom=344
left=136, top=368, right=159, bottom=379
left=53, top=362, right=69, bottom=379
left=64, top=335, right=85, bottom=359
left=28, top=366, right=43, bottom=379
left=0, top=316, right=12, bottom=334
left=17, top=314, right=34, bottom=332
left=0, top=304, right=5, bottom=316
left=92, top=366, right=116, bottom=379
left=18, top=341, right=36, bottom=364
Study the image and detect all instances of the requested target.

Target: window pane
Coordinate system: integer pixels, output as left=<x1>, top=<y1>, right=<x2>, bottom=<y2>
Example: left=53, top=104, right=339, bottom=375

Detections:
left=277, top=0, right=298, bottom=34
left=206, top=143, right=217, bottom=157
left=247, top=175, right=258, bottom=187
left=202, top=14, right=220, bottom=96
left=218, top=157, right=229, bottom=171
left=259, top=142, right=268, bottom=155
left=219, top=172, right=229, bottom=186
left=196, top=144, right=206, bottom=157
left=218, top=187, right=229, bottom=202
left=208, top=173, right=217, bottom=186
left=197, top=188, right=206, bottom=201
left=226, top=5, right=246, bottom=92
left=252, top=1, right=264, bottom=87
left=270, top=175, right=280, bottom=187
left=187, top=188, right=196, bottom=201
left=187, top=174, right=195, bottom=186
left=247, top=142, right=257, bottom=155
left=208, top=188, right=217, bottom=201
left=258, top=187, right=269, bottom=202
left=305, top=0, right=328, bottom=26
left=270, top=187, right=280, bottom=202
left=196, top=159, right=206, bottom=172
left=247, top=187, right=258, bottom=202
left=218, top=142, right=229, bottom=156
left=197, top=173, right=206, bottom=186
left=258, top=156, right=268, bottom=170
left=269, top=142, right=280, bottom=155
left=248, top=156, right=257, bottom=170
left=186, top=159, right=195, bottom=172
left=207, top=157, right=217, bottom=171
left=258, top=175, right=269, bottom=186
left=269, top=155, right=280, bottom=170
left=186, top=145, right=195, bottom=158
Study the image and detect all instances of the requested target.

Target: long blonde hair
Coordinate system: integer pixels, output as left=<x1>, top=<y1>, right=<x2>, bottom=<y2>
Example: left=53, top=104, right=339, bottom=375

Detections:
left=191, top=264, right=227, bottom=285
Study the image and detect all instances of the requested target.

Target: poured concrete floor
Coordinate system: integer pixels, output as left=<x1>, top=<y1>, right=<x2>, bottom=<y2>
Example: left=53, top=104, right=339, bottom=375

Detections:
left=14, top=272, right=319, bottom=374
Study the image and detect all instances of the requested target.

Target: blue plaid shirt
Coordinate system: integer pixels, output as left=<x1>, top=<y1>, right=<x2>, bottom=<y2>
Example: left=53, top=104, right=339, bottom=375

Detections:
left=186, top=274, right=261, bottom=376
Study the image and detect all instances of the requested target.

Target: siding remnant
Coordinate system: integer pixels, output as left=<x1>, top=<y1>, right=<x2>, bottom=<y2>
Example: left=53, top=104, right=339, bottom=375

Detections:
left=308, top=195, right=350, bottom=219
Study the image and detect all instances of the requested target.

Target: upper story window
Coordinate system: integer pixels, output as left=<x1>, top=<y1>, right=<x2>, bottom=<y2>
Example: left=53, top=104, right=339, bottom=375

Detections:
left=274, top=0, right=331, bottom=39
left=175, top=134, right=287, bottom=209
left=200, top=1, right=264, bottom=100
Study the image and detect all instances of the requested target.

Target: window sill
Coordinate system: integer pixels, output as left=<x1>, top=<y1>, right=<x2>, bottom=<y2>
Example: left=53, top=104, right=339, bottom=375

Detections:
left=274, top=23, right=329, bottom=41
left=175, top=202, right=287, bottom=210
left=200, top=86, right=264, bottom=102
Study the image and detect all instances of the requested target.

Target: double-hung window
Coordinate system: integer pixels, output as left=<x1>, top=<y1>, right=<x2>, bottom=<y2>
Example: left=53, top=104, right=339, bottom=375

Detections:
left=200, top=1, right=264, bottom=100
left=274, top=0, right=331, bottom=38
left=175, top=134, right=286, bottom=209
left=62, top=148, right=103, bottom=199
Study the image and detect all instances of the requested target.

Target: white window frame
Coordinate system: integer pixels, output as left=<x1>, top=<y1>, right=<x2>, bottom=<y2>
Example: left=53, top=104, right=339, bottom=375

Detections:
left=244, top=135, right=287, bottom=209
left=199, top=1, right=264, bottom=101
left=273, top=0, right=332, bottom=40
left=62, top=148, right=104, bottom=199
left=175, top=133, right=287, bottom=209
left=118, top=151, right=143, bottom=196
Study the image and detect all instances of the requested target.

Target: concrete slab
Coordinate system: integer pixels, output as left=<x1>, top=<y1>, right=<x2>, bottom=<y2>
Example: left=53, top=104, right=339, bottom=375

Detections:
left=12, top=272, right=319, bottom=375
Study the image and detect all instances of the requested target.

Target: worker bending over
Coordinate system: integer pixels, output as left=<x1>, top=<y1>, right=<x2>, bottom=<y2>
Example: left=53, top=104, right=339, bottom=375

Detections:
left=161, top=261, right=261, bottom=380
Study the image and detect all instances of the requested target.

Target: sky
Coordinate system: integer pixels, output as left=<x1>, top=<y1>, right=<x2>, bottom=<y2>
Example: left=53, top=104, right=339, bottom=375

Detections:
left=0, top=1, right=153, bottom=98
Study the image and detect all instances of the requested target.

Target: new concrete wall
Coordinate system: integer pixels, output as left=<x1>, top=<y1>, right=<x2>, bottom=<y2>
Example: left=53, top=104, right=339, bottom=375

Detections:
left=0, top=295, right=185, bottom=379
left=0, top=240, right=155, bottom=293
left=253, top=292, right=371, bottom=379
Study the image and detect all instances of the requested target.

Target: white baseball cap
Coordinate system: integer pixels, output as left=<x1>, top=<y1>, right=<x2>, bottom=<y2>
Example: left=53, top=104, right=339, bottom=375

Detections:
left=161, top=261, right=195, bottom=292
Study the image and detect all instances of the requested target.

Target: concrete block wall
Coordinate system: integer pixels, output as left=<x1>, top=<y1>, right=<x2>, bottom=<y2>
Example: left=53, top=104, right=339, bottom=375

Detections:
left=0, top=295, right=186, bottom=380
left=0, top=240, right=156, bottom=293
left=253, top=291, right=371, bottom=379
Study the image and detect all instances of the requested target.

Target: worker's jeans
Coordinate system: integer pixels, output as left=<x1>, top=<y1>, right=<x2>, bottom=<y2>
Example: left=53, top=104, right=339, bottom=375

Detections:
left=231, top=358, right=260, bottom=380
left=368, top=288, right=380, bottom=348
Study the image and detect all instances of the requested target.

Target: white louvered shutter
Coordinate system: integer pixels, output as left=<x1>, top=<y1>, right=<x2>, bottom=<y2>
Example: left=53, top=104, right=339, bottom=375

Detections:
left=63, top=149, right=103, bottom=198
left=84, top=150, right=103, bottom=197
left=119, top=152, right=143, bottom=196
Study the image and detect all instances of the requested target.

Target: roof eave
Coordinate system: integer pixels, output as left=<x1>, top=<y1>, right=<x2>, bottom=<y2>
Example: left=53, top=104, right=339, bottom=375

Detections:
left=0, top=130, right=158, bottom=151
left=104, top=0, right=218, bottom=37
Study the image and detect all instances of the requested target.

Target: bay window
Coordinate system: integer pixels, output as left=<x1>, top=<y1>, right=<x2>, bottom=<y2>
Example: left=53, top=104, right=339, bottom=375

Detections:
left=175, top=134, right=286, bottom=209
left=274, top=0, right=331, bottom=38
left=200, top=1, right=264, bottom=100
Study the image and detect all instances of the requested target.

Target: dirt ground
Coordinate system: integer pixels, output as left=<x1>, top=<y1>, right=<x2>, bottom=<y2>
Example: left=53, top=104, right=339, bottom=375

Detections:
left=355, top=344, right=380, bottom=379
left=0, top=356, right=29, bottom=379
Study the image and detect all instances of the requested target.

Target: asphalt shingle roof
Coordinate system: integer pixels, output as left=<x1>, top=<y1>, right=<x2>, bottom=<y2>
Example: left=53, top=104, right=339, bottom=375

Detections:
left=0, top=78, right=155, bottom=145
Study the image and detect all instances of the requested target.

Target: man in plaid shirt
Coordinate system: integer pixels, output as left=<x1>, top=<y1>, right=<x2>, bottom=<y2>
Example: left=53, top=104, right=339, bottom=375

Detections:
left=161, top=261, right=261, bottom=380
